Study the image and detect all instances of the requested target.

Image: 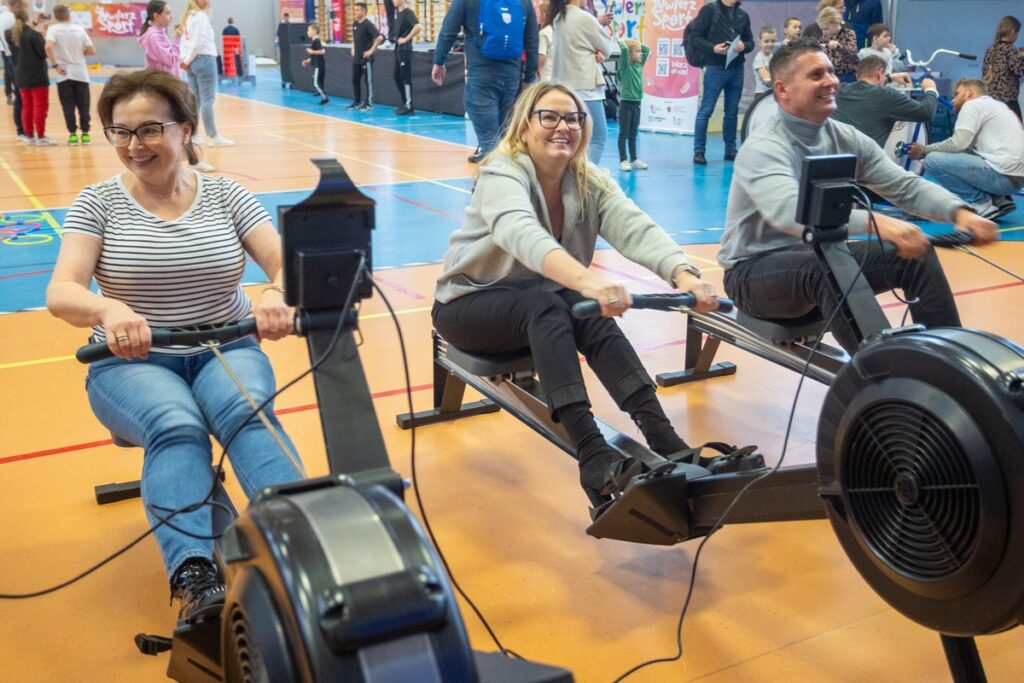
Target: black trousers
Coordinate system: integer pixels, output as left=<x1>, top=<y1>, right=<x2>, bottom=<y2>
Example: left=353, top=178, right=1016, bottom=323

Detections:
left=57, top=79, right=90, bottom=133
left=617, top=99, right=640, bottom=161
left=723, top=241, right=960, bottom=353
left=352, top=61, right=373, bottom=104
left=3, top=53, right=14, bottom=98
left=394, top=48, right=412, bottom=108
left=312, top=66, right=326, bottom=99
left=432, top=288, right=655, bottom=415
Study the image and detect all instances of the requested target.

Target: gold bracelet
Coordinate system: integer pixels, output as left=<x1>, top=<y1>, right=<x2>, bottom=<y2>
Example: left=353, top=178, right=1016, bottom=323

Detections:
left=261, top=284, right=285, bottom=296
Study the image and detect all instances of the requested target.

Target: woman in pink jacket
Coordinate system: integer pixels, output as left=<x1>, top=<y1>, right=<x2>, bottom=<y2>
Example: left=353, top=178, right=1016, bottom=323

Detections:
left=137, top=1, right=181, bottom=79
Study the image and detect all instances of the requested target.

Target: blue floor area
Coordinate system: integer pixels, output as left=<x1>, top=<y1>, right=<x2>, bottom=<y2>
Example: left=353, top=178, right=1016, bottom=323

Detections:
left=2, top=67, right=1021, bottom=313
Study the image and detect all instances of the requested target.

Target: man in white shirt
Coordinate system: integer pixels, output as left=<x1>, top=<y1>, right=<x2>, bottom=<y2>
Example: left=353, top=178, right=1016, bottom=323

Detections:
left=44, top=4, right=94, bottom=145
left=909, top=79, right=1024, bottom=220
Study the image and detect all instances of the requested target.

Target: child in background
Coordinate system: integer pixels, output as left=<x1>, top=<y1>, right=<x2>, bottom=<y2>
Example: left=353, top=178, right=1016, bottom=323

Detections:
left=859, top=23, right=905, bottom=74
left=617, top=37, right=650, bottom=172
left=752, top=26, right=775, bottom=95
left=537, top=2, right=553, bottom=81
left=780, top=17, right=801, bottom=50
left=45, top=4, right=94, bottom=145
left=302, top=23, right=328, bottom=104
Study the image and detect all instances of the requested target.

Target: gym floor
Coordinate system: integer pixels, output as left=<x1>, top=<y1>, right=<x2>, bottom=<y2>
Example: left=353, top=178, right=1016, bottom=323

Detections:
left=2, top=68, right=1023, bottom=682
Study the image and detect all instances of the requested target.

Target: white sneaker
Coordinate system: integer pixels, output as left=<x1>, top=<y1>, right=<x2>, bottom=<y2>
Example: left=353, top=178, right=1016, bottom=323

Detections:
left=34, top=136, right=57, bottom=146
left=631, top=159, right=649, bottom=170
left=207, top=136, right=235, bottom=147
left=17, top=134, right=32, bottom=144
left=191, top=160, right=217, bottom=172
left=191, top=134, right=205, bottom=146
left=970, top=199, right=1000, bottom=220
left=619, top=160, right=633, bottom=172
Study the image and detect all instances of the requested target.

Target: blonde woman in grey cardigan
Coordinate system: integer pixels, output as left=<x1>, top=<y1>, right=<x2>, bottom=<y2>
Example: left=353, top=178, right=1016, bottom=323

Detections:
left=433, top=82, right=721, bottom=513
left=549, top=0, right=613, bottom=164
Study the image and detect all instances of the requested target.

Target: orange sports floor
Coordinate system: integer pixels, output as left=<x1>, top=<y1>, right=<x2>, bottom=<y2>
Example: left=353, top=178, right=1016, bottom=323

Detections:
left=2, top=79, right=1024, bottom=682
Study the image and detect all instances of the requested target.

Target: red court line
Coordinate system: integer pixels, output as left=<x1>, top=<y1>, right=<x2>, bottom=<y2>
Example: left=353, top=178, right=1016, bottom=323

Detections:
left=372, top=274, right=426, bottom=300
left=1, top=383, right=434, bottom=466
left=362, top=185, right=463, bottom=222
left=0, top=268, right=53, bottom=281
left=589, top=262, right=674, bottom=290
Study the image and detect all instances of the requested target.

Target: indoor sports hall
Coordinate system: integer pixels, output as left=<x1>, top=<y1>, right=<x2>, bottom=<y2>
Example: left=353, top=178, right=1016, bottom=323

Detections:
left=2, top=1, right=1024, bottom=681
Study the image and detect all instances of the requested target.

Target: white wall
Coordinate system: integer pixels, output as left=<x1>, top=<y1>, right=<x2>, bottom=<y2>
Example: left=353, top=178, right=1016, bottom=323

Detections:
left=34, top=0, right=278, bottom=67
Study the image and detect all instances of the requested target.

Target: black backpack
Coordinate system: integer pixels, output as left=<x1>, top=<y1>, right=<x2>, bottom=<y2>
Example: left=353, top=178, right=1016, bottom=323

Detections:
left=683, top=1, right=722, bottom=68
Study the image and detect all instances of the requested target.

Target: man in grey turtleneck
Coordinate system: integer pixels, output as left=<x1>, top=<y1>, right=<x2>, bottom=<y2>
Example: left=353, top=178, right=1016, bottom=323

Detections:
left=717, top=38, right=996, bottom=353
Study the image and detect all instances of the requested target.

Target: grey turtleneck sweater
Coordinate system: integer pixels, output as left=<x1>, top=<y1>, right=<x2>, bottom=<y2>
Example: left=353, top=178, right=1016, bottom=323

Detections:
left=718, top=108, right=965, bottom=268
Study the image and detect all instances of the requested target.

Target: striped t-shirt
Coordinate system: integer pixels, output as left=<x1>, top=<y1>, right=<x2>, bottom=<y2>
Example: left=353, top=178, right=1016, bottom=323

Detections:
left=63, top=172, right=271, bottom=354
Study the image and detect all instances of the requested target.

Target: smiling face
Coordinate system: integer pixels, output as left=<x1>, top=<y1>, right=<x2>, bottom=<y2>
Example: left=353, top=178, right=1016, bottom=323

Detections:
left=110, top=93, right=191, bottom=181
left=760, top=32, right=777, bottom=54
left=521, top=90, right=584, bottom=172
left=776, top=50, right=839, bottom=123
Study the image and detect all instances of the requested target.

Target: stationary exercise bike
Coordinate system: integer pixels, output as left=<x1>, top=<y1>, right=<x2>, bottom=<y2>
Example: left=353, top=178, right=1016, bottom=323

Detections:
left=77, top=159, right=572, bottom=683
left=404, top=155, right=1024, bottom=680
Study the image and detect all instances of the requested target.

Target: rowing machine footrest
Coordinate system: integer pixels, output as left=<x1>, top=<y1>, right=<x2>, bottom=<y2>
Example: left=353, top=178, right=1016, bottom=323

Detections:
left=734, top=309, right=828, bottom=344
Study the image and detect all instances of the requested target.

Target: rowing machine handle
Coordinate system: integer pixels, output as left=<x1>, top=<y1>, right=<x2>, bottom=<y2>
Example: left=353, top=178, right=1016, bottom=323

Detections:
left=75, top=318, right=259, bottom=364
left=958, top=52, right=977, bottom=60
left=571, top=293, right=734, bottom=319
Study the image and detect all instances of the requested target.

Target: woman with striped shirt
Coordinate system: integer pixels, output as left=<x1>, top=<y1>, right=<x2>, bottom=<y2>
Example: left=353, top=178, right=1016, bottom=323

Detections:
left=46, top=69, right=302, bottom=623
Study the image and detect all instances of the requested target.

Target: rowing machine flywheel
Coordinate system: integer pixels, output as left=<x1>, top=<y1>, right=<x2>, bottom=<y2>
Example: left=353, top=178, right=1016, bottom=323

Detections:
left=817, top=327, right=1024, bottom=636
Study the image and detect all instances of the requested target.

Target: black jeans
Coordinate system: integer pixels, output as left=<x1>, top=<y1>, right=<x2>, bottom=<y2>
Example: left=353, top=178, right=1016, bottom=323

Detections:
left=352, top=61, right=373, bottom=104
left=57, top=79, right=90, bottom=133
left=432, top=288, right=655, bottom=416
left=723, top=241, right=960, bottom=353
left=394, top=48, right=412, bottom=108
left=617, top=99, right=640, bottom=161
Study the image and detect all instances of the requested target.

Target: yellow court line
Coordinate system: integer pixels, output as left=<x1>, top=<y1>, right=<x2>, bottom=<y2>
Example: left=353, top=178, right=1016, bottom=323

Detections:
left=263, top=132, right=472, bottom=196
left=0, top=152, right=63, bottom=236
left=997, top=225, right=1024, bottom=234
left=0, top=306, right=435, bottom=371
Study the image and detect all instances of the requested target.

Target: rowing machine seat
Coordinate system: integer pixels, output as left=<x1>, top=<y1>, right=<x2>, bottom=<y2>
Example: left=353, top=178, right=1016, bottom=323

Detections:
left=443, top=343, right=536, bottom=377
left=735, top=309, right=828, bottom=344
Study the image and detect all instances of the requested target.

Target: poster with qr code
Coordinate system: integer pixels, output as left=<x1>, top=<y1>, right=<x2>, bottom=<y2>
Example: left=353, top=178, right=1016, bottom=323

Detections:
left=642, top=0, right=704, bottom=134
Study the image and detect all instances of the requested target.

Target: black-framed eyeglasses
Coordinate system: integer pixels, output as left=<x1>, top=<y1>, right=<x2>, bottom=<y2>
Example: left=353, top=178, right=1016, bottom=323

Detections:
left=532, top=109, right=587, bottom=130
left=103, top=121, right=179, bottom=146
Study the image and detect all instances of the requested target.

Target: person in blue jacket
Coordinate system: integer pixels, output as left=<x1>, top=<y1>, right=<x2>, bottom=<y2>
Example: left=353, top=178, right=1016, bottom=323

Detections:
left=844, top=0, right=883, bottom=49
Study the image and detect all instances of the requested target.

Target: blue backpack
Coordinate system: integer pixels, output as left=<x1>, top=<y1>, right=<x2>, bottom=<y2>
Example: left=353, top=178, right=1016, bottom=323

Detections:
left=478, top=0, right=525, bottom=62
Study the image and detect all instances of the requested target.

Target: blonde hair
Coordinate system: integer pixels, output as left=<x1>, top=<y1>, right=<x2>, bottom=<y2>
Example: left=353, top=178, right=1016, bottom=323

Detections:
left=181, top=0, right=205, bottom=27
left=817, top=0, right=843, bottom=10
left=484, top=82, right=608, bottom=217
left=817, top=7, right=842, bottom=28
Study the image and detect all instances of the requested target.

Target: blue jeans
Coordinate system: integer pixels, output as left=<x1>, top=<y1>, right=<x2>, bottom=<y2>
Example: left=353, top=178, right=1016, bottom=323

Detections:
left=187, top=54, right=219, bottom=138
left=86, top=337, right=302, bottom=580
left=463, top=63, right=521, bottom=156
left=693, top=64, right=744, bottom=155
left=584, top=98, right=608, bottom=164
left=924, top=151, right=1019, bottom=205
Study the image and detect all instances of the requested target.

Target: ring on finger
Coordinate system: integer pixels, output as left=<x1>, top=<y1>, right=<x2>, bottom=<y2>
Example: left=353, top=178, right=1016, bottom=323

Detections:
left=608, top=296, right=620, bottom=305
left=116, top=334, right=130, bottom=344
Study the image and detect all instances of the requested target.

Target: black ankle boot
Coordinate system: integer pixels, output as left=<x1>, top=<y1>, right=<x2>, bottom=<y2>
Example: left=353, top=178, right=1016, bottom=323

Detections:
left=621, top=386, right=690, bottom=456
left=578, top=446, right=644, bottom=508
left=171, top=558, right=225, bottom=623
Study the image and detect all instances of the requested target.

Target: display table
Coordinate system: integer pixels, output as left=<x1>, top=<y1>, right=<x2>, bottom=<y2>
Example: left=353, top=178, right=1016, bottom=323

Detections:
left=288, top=43, right=467, bottom=116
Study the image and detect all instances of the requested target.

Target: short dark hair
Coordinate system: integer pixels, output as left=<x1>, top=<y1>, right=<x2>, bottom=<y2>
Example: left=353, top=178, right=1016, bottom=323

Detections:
left=784, top=17, right=801, bottom=29
left=769, top=37, right=825, bottom=82
left=867, top=23, right=889, bottom=42
left=955, top=78, right=988, bottom=96
left=759, top=25, right=777, bottom=38
left=227, top=17, right=234, bottom=24
left=857, top=55, right=887, bottom=77
left=355, top=2, right=368, bottom=9
left=53, top=4, right=69, bottom=21
left=97, top=69, right=200, bottom=165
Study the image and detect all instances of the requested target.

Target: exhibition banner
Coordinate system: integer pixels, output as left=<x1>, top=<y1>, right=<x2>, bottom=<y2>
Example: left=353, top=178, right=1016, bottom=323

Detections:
left=640, top=0, right=702, bottom=134
left=91, top=3, right=148, bottom=37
